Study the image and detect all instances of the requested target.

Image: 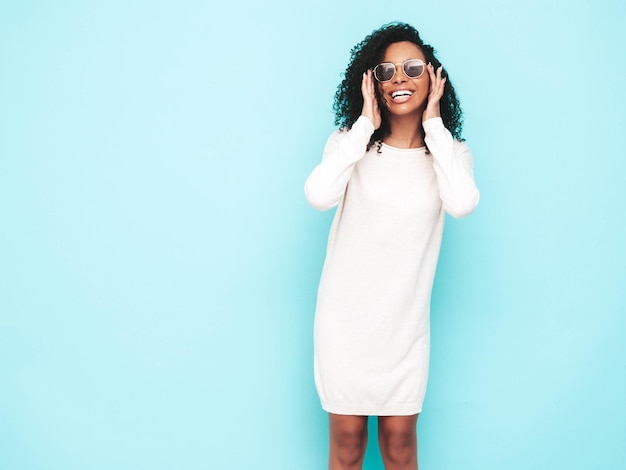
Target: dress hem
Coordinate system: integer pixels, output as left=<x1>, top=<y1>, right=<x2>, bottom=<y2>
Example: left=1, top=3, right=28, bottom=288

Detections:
left=321, top=401, right=422, bottom=417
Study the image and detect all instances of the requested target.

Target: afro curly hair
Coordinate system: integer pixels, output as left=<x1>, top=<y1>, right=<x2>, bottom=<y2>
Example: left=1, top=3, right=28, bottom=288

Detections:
left=333, top=22, right=464, bottom=150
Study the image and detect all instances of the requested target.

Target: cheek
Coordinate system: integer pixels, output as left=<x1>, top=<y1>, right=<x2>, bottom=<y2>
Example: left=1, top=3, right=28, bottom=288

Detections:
left=376, top=84, right=387, bottom=102
left=418, top=76, right=430, bottom=94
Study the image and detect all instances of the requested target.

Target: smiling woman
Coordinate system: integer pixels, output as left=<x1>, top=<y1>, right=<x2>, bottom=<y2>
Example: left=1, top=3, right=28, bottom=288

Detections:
left=376, top=42, right=430, bottom=141
left=332, top=22, right=464, bottom=155
left=304, top=22, right=480, bottom=469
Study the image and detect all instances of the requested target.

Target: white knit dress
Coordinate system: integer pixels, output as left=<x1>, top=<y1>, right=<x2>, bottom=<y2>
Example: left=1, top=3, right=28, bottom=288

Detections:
left=305, top=116, right=479, bottom=416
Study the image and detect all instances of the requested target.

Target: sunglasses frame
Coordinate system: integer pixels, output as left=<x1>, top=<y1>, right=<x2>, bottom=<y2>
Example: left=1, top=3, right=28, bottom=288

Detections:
left=373, top=59, right=426, bottom=83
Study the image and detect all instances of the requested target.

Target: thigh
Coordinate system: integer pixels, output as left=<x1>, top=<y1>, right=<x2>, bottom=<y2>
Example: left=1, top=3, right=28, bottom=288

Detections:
left=378, top=414, right=418, bottom=436
left=329, top=413, right=368, bottom=441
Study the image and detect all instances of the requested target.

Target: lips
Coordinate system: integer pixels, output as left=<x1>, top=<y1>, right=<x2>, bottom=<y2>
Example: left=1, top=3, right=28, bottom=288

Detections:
left=390, top=89, right=414, bottom=103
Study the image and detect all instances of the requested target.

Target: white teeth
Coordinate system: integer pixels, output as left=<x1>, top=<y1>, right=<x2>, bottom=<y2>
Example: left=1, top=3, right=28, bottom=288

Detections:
left=391, top=90, right=413, bottom=98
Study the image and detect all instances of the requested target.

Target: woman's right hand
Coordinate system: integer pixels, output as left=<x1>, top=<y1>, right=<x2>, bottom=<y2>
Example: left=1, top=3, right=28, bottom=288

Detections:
left=361, top=70, right=381, bottom=130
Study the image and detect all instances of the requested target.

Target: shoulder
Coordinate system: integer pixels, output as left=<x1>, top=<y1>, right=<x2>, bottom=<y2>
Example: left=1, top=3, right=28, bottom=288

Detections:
left=453, top=139, right=470, bottom=153
left=330, top=116, right=375, bottom=139
left=324, top=116, right=376, bottom=151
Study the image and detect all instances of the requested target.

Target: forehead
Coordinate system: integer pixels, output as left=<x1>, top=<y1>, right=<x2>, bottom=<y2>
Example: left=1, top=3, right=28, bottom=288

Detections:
left=382, top=41, right=425, bottom=61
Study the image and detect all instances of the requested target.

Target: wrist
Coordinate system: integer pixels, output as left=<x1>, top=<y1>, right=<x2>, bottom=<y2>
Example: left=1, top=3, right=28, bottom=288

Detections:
left=423, top=106, right=441, bottom=121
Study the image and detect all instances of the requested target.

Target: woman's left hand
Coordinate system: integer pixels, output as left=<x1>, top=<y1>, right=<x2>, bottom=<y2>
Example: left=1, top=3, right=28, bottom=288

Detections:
left=422, top=64, right=446, bottom=123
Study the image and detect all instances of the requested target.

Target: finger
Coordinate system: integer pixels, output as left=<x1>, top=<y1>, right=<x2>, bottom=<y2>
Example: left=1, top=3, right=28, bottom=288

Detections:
left=364, top=70, right=373, bottom=99
left=369, top=70, right=376, bottom=98
left=434, top=66, right=442, bottom=83
left=433, top=70, right=442, bottom=90
left=433, top=80, right=445, bottom=100
left=434, top=68, right=445, bottom=96
left=369, top=72, right=381, bottom=109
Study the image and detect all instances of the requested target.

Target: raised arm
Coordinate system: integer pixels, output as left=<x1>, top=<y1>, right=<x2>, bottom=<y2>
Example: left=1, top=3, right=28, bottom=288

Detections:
left=304, top=116, right=375, bottom=211
left=304, top=71, right=380, bottom=211
left=422, top=64, right=479, bottom=218
left=424, top=118, right=480, bottom=218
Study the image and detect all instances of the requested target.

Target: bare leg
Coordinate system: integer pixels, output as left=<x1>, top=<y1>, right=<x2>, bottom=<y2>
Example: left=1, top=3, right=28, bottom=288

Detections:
left=328, top=413, right=368, bottom=470
left=378, top=414, right=419, bottom=470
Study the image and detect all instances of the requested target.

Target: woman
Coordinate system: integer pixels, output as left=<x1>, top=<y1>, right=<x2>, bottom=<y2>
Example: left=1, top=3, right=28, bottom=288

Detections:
left=305, top=22, right=479, bottom=469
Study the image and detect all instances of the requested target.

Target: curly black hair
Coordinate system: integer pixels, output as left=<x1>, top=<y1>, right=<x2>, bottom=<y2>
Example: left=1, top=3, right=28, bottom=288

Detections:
left=333, top=22, right=464, bottom=150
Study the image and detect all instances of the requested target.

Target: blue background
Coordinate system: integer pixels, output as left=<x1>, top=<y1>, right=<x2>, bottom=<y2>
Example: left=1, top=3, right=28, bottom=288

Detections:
left=1, top=1, right=625, bottom=469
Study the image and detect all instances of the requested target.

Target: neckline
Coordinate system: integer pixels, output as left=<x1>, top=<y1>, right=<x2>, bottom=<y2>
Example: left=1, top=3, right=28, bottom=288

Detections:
left=381, top=142, right=427, bottom=152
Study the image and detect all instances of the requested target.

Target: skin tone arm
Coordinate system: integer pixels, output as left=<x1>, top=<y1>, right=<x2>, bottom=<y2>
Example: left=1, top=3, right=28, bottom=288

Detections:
left=361, top=70, right=382, bottom=129
left=422, top=64, right=446, bottom=122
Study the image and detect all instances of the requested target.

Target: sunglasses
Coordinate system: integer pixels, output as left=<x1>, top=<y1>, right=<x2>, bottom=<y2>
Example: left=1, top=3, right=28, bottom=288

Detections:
left=373, top=59, right=426, bottom=83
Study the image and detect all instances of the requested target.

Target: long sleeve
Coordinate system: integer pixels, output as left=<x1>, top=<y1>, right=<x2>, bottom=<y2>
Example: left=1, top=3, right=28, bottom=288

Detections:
left=304, top=116, right=375, bottom=211
left=423, top=117, right=480, bottom=218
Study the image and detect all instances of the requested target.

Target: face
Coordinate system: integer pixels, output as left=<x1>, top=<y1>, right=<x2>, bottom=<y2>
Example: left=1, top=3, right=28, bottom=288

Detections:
left=375, top=41, right=429, bottom=117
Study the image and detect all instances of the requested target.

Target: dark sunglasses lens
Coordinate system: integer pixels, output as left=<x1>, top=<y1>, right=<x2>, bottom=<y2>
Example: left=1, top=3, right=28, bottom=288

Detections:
left=374, top=63, right=395, bottom=82
left=403, top=60, right=424, bottom=78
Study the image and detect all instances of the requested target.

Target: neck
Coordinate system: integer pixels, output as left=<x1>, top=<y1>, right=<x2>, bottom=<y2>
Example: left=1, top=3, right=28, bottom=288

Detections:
left=384, top=113, right=425, bottom=149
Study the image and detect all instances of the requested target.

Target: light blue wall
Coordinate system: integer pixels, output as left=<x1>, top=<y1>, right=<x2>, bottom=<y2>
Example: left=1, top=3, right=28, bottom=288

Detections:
left=1, top=1, right=624, bottom=469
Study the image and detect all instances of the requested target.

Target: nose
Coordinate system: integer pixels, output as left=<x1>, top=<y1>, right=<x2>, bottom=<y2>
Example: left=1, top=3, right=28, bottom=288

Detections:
left=392, top=63, right=408, bottom=83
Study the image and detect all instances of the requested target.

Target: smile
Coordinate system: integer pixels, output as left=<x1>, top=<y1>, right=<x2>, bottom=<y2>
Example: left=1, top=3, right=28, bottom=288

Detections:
left=391, top=90, right=414, bottom=98
left=390, top=90, right=414, bottom=103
